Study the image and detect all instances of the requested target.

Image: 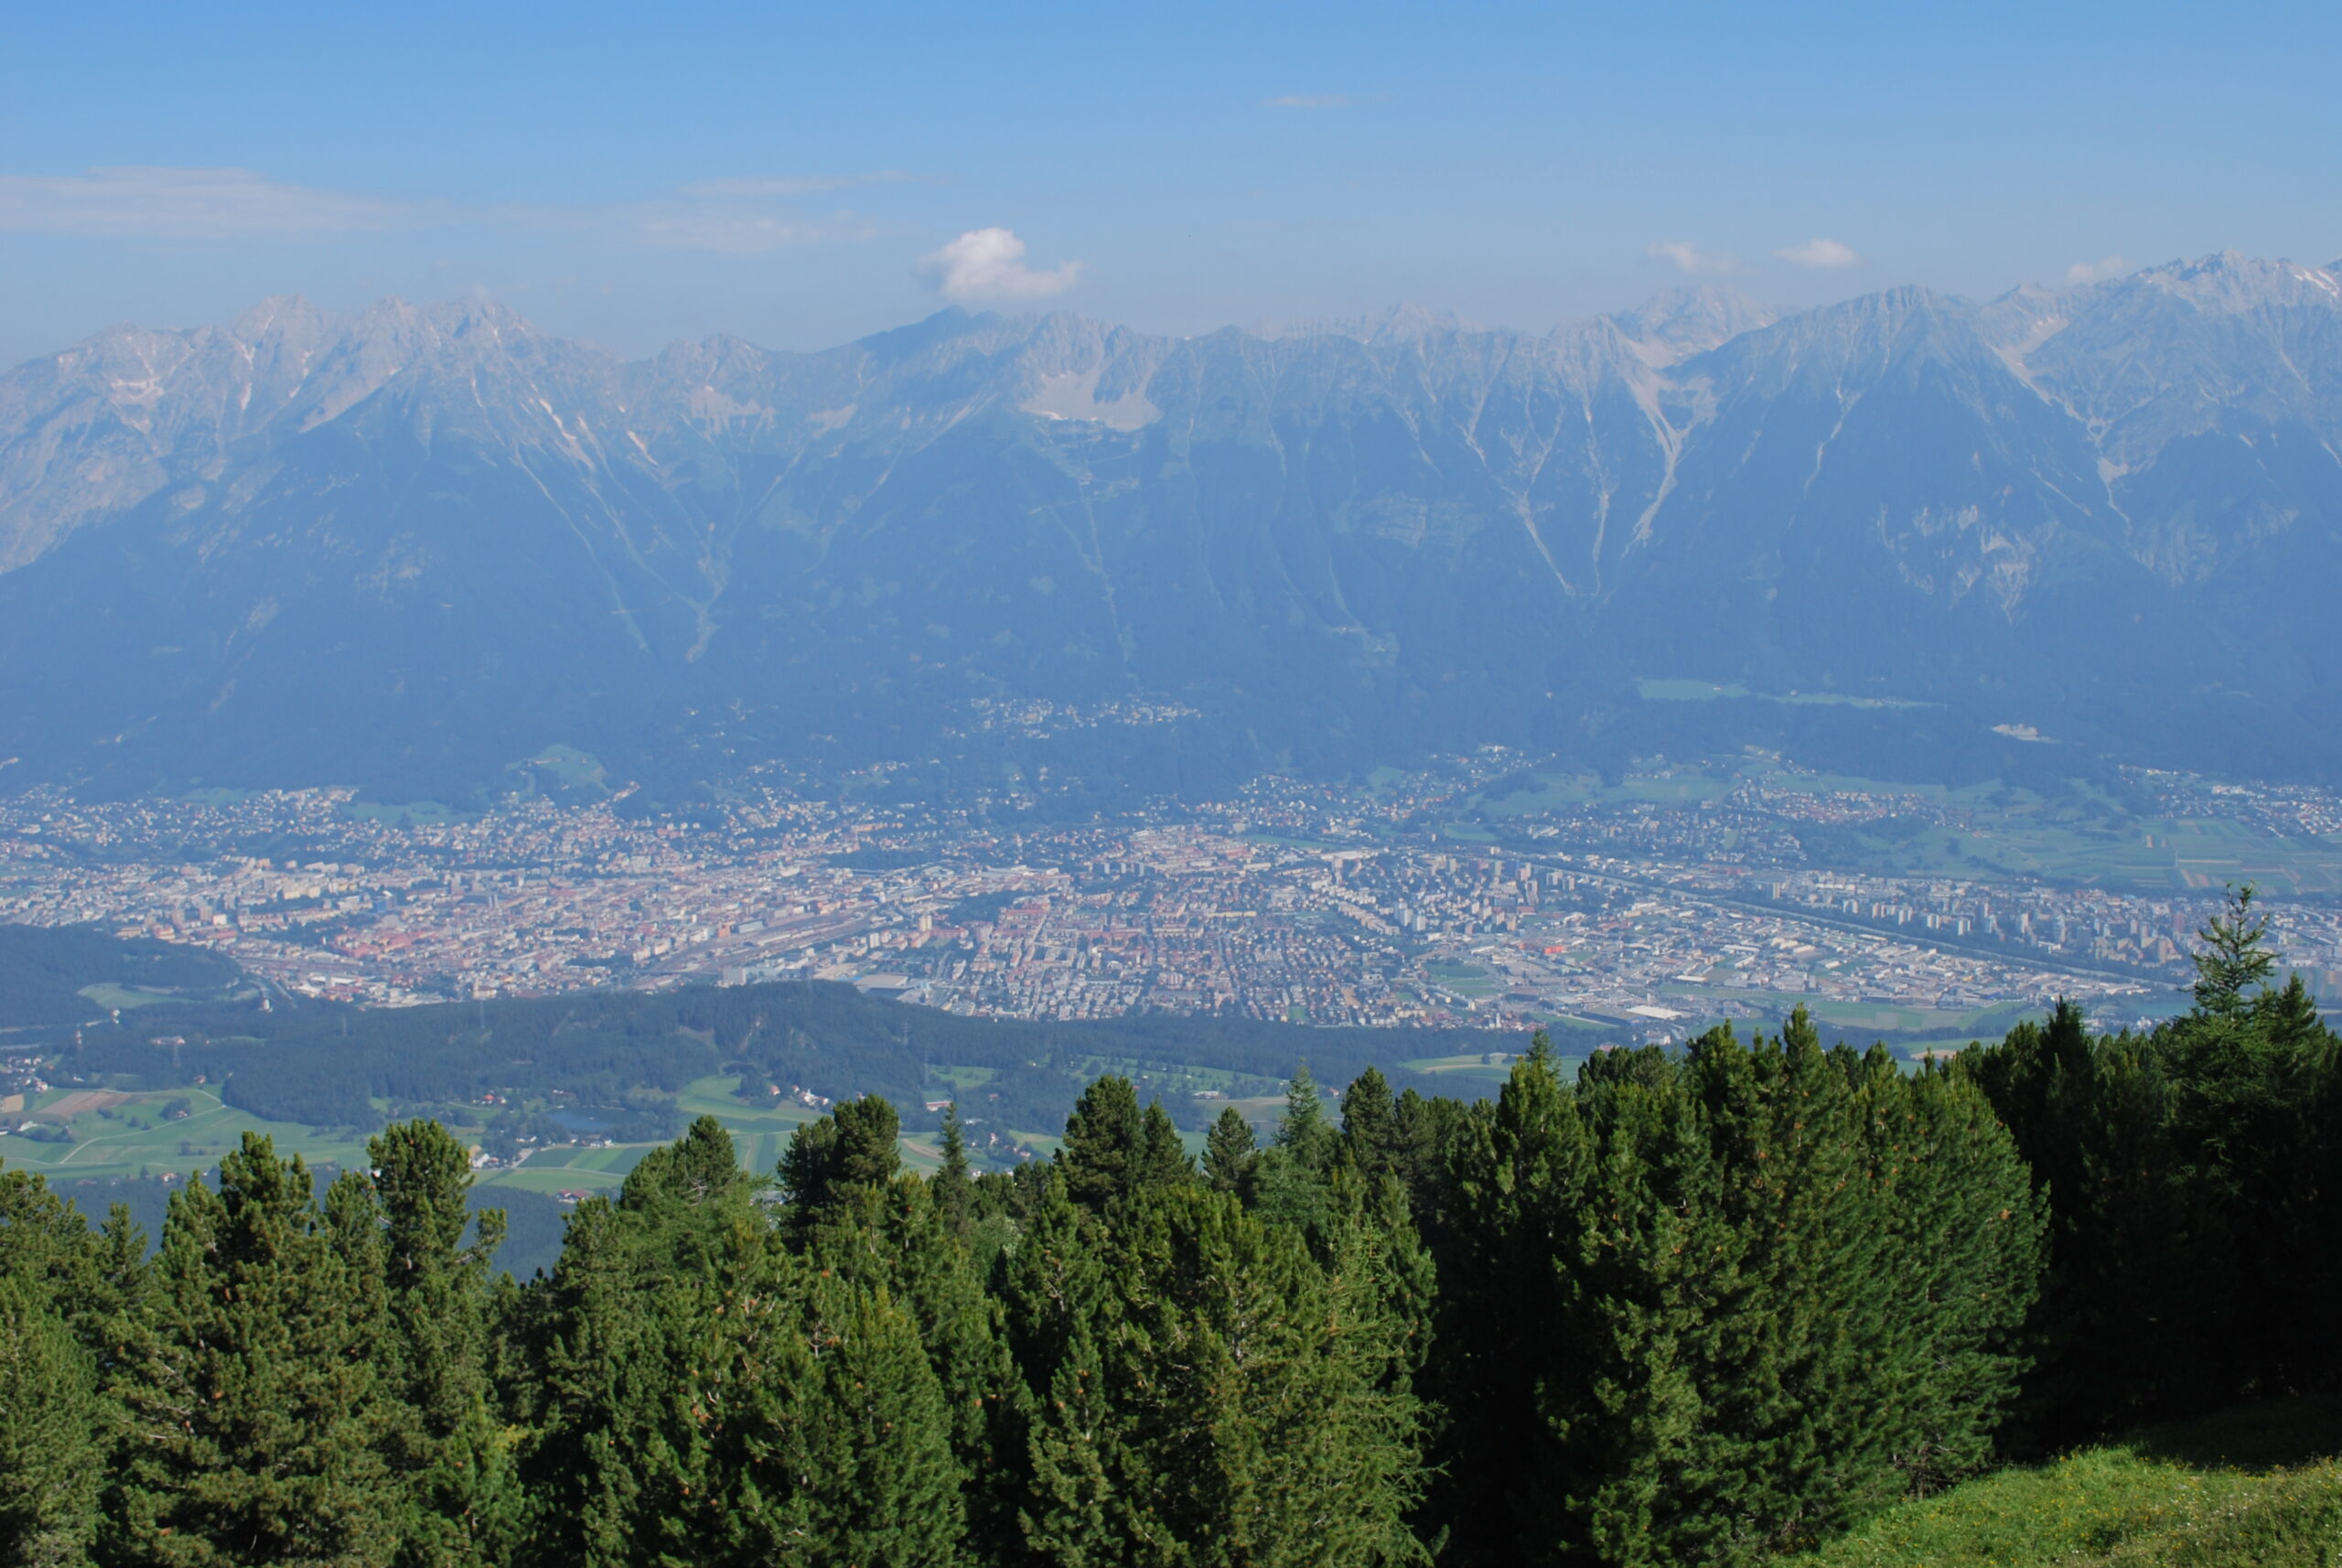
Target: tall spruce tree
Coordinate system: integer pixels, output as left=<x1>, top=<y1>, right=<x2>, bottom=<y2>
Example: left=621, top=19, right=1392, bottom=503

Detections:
left=1431, top=1022, right=2043, bottom=1567
left=800, top=1137, right=1031, bottom=1564
left=1058, top=1076, right=1145, bottom=1213
left=367, top=1120, right=520, bottom=1568
left=1249, top=1063, right=1339, bottom=1237
left=1008, top=1165, right=1431, bottom=1566
left=1338, top=1067, right=1401, bottom=1183
left=936, top=1101, right=975, bottom=1239
left=1424, top=1036, right=1595, bottom=1565
left=107, top=1133, right=400, bottom=1568
left=1203, top=1107, right=1257, bottom=1194
left=0, top=1273, right=101, bottom=1568
left=1964, top=900, right=2342, bottom=1434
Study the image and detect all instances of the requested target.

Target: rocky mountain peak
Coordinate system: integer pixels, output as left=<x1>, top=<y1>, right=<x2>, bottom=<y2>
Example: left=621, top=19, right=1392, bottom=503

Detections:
left=1607, top=285, right=1776, bottom=364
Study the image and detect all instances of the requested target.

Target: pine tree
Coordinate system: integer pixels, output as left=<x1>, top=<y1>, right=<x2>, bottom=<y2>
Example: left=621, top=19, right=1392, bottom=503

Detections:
left=786, top=1266, right=967, bottom=1565
left=1274, top=1061, right=1335, bottom=1168
left=368, top=1120, right=521, bottom=1568
left=1022, top=1323, right=1123, bottom=1567
left=998, top=1173, right=1128, bottom=1560
left=0, top=1163, right=104, bottom=1337
left=0, top=1274, right=101, bottom=1568
left=1426, top=1038, right=1598, bottom=1565
left=1964, top=900, right=2342, bottom=1437
left=1249, top=1062, right=1339, bottom=1237
left=1058, top=1076, right=1144, bottom=1212
left=780, top=1099, right=901, bottom=1223
left=1136, top=1101, right=1192, bottom=1190
left=805, top=1165, right=1032, bottom=1563
left=1390, top=1088, right=1465, bottom=1211
left=1680, top=1013, right=1901, bottom=1559
left=1090, top=1186, right=1431, bottom=1565
left=1203, top=1107, right=1256, bottom=1194
left=937, top=1101, right=975, bottom=1239
left=1338, top=1067, right=1400, bottom=1183
left=107, top=1133, right=400, bottom=1568
left=2192, top=883, right=2275, bottom=1016
left=522, top=1116, right=761, bottom=1566
left=1866, top=1059, right=2045, bottom=1494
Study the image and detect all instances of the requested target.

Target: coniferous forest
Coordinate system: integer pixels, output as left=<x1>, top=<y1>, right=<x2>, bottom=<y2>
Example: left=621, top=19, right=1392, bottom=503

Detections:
left=5, top=892, right=2338, bottom=1567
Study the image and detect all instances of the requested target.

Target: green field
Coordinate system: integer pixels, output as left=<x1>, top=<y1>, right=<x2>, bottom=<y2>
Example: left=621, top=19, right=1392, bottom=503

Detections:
left=0, top=1086, right=378, bottom=1183
left=1401, top=1051, right=1520, bottom=1085
left=0, top=1073, right=869, bottom=1190
left=78, top=983, right=200, bottom=1011
left=1637, top=678, right=1932, bottom=711
left=1794, top=1397, right=2342, bottom=1568
left=1426, top=959, right=1500, bottom=997
left=1650, top=987, right=2044, bottom=1042
left=1465, top=755, right=2342, bottom=895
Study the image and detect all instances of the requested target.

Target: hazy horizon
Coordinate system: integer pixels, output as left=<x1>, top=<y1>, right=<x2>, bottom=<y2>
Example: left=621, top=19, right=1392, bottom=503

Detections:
left=6, top=0, right=2339, bottom=369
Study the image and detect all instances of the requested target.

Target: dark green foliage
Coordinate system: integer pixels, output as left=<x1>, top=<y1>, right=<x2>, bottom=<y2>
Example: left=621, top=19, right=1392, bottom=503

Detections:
left=778, top=1096, right=901, bottom=1212
left=0, top=1273, right=102, bottom=1567
left=1056, top=1076, right=1189, bottom=1215
left=1058, top=1075, right=1145, bottom=1212
left=27, top=942, right=2342, bottom=1568
left=1203, top=1105, right=1256, bottom=1193
left=2191, top=883, right=2276, bottom=1017
left=366, top=1121, right=520, bottom=1568
left=1247, top=1061, right=1340, bottom=1239
left=0, top=922, right=240, bottom=1029
left=937, top=1101, right=974, bottom=1238
left=1427, top=1023, right=2045, bottom=1567
left=1002, top=1173, right=1429, bottom=1566
left=1963, top=890, right=2342, bottom=1441
left=105, top=1133, right=401, bottom=1567
left=1338, top=1065, right=1400, bottom=1182
left=59, top=964, right=1481, bottom=1137
left=798, top=1172, right=1029, bottom=1563
left=1136, top=1101, right=1192, bottom=1190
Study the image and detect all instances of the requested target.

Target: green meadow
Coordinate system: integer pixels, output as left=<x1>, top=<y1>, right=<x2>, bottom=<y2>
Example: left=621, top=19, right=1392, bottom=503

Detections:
left=0, top=1074, right=856, bottom=1191
left=1793, top=1397, right=2342, bottom=1568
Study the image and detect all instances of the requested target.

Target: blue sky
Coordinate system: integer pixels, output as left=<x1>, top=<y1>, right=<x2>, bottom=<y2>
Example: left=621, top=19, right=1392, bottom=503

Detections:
left=2, top=0, right=2337, bottom=365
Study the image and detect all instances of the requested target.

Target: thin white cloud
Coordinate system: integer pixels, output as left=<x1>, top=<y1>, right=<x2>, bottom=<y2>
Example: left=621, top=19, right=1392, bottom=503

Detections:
left=1776, top=237, right=1864, bottom=269
left=1648, top=239, right=1741, bottom=274
left=1264, top=93, right=1359, bottom=109
left=0, top=166, right=432, bottom=239
left=679, top=172, right=924, bottom=198
left=919, top=228, right=1084, bottom=303
left=2066, top=255, right=2129, bottom=284
left=618, top=206, right=878, bottom=253
left=0, top=164, right=903, bottom=253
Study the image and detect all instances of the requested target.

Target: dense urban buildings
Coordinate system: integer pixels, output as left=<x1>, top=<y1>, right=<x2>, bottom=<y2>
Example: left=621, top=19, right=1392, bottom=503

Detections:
left=9, top=752, right=2340, bottom=1045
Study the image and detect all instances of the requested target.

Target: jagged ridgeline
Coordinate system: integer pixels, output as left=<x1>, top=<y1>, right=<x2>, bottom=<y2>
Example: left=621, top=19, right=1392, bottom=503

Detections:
left=11, top=897, right=2342, bottom=1565
left=7, top=256, right=2342, bottom=800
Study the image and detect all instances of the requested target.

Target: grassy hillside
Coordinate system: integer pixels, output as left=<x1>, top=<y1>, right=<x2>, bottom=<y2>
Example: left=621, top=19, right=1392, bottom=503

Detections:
left=1797, top=1398, right=2342, bottom=1567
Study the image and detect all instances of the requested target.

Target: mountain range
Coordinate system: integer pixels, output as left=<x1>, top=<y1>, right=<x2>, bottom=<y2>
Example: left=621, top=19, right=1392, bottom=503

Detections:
left=5, top=252, right=2342, bottom=804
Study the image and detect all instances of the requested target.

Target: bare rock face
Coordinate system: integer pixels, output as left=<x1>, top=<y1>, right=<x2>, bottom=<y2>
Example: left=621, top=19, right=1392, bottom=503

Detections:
left=2, top=255, right=2340, bottom=796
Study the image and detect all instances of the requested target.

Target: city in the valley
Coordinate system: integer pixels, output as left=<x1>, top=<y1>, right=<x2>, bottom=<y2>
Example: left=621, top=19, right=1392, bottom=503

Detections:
left=10, top=747, right=2342, bottom=1049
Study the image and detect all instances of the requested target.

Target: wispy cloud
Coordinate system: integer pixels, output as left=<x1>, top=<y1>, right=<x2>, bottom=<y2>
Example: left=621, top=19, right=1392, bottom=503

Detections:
left=2066, top=254, right=2129, bottom=284
left=0, top=166, right=433, bottom=239
left=1775, top=237, right=1864, bottom=269
left=1648, top=239, right=1741, bottom=274
left=919, top=227, right=1084, bottom=303
left=615, top=205, right=878, bottom=253
left=1263, top=93, right=1361, bottom=109
left=678, top=172, right=925, bottom=199
left=0, top=165, right=906, bottom=253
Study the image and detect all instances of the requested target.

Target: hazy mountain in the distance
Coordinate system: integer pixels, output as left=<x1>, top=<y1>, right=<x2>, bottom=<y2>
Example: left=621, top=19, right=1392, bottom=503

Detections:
left=5, top=252, right=2341, bottom=803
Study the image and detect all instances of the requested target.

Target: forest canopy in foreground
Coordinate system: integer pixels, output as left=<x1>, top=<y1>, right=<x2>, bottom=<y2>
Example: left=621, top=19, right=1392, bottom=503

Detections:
left=4, top=890, right=2338, bottom=1567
